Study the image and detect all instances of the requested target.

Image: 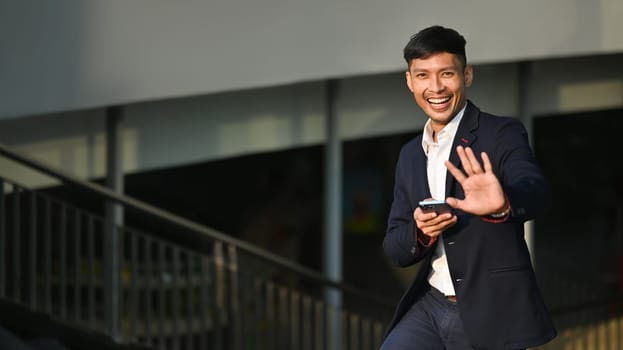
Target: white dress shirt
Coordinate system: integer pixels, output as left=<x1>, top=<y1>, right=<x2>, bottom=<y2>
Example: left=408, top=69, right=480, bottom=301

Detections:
left=421, top=104, right=466, bottom=296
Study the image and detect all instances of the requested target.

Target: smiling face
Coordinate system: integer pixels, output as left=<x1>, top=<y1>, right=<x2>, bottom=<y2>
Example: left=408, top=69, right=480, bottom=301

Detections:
left=406, top=52, right=473, bottom=133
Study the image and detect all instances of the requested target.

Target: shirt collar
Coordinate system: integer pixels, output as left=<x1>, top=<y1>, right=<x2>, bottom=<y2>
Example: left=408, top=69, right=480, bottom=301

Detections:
left=421, top=103, right=467, bottom=155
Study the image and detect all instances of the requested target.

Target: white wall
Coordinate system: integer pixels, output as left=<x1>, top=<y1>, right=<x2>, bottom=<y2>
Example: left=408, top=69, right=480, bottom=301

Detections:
left=530, top=54, right=623, bottom=115
left=1, top=0, right=622, bottom=119
left=124, top=82, right=327, bottom=171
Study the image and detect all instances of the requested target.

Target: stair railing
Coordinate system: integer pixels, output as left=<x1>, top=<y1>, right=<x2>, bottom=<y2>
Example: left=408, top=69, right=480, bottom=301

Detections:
left=0, top=143, right=393, bottom=350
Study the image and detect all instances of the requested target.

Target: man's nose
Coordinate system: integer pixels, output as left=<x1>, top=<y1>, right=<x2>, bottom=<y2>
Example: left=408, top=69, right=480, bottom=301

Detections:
left=428, top=76, right=444, bottom=92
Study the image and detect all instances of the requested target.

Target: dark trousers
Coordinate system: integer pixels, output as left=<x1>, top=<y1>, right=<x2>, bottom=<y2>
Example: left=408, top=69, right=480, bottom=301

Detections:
left=380, top=286, right=526, bottom=350
left=380, top=285, right=475, bottom=350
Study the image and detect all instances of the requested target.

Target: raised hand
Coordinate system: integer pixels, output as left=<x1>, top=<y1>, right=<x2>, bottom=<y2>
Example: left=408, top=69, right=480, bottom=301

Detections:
left=444, top=146, right=507, bottom=216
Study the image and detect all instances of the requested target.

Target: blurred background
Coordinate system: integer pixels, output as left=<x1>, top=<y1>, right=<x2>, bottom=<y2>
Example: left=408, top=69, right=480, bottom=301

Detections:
left=0, top=1, right=622, bottom=349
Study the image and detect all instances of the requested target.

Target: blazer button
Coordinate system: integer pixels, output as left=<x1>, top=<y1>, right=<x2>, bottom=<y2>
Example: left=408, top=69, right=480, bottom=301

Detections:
left=455, top=278, right=464, bottom=283
left=447, top=241, right=455, bottom=245
left=410, top=246, right=416, bottom=254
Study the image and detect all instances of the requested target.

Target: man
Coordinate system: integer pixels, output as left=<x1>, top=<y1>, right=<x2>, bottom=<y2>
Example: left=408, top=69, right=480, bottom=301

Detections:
left=380, top=26, right=556, bottom=350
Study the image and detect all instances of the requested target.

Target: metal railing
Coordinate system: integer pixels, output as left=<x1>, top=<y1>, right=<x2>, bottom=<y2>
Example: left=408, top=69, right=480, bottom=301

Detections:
left=534, top=251, right=623, bottom=349
left=0, top=143, right=393, bottom=350
left=542, top=299, right=623, bottom=349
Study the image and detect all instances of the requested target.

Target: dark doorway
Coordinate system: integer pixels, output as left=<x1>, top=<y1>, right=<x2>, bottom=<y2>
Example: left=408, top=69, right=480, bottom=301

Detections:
left=533, top=108, right=623, bottom=328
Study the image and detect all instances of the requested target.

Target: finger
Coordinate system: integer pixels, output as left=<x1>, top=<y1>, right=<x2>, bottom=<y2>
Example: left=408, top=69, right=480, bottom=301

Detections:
left=445, top=197, right=458, bottom=208
left=423, top=215, right=457, bottom=234
left=456, top=146, right=474, bottom=175
left=481, top=151, right=493, bottom=173
left=425, top=212, right=455, bottom=226
left=445, top=197, right=464, bottom=211
left=414, top=209, right=437, bottom=222
left=445, top=160, right=466, bottom=183
left=465, top=147, right=483, bottom=173
left=419, top=222, right=443, bottom=236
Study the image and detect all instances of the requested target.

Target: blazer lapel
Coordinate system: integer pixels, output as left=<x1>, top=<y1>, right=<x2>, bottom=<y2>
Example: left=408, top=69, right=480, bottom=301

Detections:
left=445, top=101, right=479, bottom=197
left=414, top=139, right=432, bottom=201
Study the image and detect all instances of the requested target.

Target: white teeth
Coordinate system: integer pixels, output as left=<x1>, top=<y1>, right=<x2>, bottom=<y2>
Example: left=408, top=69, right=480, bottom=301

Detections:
left=427, top=97, right=451, bottom=104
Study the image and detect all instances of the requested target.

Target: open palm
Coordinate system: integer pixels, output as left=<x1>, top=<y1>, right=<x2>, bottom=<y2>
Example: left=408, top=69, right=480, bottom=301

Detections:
left=444, top=146, right=507, bottom=215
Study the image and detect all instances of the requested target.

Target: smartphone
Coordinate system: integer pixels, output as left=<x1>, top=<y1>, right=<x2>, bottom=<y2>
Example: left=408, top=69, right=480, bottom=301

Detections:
left=418, top=199, right=453, bottom=214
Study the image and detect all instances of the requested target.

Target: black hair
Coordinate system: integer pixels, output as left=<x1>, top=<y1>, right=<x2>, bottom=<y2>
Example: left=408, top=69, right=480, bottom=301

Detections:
left=403, top=25, right=467, bottom=68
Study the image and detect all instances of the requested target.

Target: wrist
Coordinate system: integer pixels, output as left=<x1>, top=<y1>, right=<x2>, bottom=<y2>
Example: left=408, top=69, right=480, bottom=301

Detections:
left=481, top=198, right=511, bottom=223
left=417, top=229, right=437, bottom=247
left=489, top=204, right=511, bottom=218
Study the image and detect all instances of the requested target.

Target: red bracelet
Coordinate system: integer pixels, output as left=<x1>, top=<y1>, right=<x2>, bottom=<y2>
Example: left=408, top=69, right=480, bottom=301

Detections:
left=417, top=233, right=438, bottom=247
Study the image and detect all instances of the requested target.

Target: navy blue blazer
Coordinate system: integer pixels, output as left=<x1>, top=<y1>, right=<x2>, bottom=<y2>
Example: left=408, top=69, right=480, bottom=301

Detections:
left=383, top=101, right=556, bottom=349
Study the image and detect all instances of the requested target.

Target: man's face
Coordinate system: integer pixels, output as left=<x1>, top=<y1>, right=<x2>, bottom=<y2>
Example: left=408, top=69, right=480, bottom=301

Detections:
left=405, top=52, right=473, bottom=133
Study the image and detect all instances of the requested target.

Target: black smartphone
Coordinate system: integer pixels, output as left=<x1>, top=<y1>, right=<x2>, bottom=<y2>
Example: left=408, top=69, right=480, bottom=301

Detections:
left=418, top=199, right=453, bottom=214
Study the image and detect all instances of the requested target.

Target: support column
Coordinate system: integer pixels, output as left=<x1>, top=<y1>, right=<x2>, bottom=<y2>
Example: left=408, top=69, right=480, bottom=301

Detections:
left=517, top=62, right=536, bottom=266
left=323, top=79, right=342, bottom=349
left=105, top=106, right=124, bottom=341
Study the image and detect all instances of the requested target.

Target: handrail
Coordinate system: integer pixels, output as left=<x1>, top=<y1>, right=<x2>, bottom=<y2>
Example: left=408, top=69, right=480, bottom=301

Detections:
left=550, top=297, right=623, bottom=316
left=0, top=142, right=394, bottom=308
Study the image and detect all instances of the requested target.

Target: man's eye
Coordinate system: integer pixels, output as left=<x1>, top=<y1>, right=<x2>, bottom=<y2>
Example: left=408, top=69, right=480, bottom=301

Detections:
left=442, top=71, right=454, bottom=77
left=416, top=73, right=427, bottom=79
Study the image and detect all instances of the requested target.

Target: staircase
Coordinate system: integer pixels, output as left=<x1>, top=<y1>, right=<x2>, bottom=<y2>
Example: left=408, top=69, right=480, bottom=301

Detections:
left=0, top=143, right=393, bottom=350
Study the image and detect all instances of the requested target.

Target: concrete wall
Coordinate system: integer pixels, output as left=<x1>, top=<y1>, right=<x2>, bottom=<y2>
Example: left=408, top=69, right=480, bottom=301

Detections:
left=2, top=0, right=622, bottom=119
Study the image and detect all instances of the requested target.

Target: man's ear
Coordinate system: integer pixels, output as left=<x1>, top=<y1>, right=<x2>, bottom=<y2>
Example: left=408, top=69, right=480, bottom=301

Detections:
left=464, top=65, right=474, bottom=87
left=405, top=71, right=414, bottom=92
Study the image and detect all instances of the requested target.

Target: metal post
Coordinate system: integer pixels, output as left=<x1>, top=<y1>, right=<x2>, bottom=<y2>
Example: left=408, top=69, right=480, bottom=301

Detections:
left=323, top=79, right=342, bottom=349
left=105, top=106, right=124, bottom=341
left=517, top=62, right=536, bottom=266
left=0, top=179, right=5, bottom=298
